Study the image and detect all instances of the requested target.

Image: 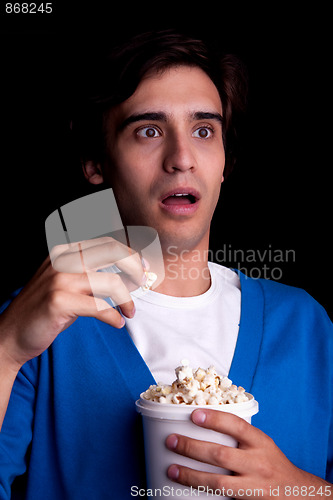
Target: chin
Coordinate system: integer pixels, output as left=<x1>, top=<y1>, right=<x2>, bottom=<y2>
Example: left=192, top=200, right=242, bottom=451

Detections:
left=159, top=227, right=209, bottom=255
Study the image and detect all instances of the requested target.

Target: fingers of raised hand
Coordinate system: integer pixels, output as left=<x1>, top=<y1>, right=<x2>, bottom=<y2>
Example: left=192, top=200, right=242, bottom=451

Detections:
left=49, top=270, right=135, bottom=319
left=44, top=290, right=125, bottom=330
left=50, top=237, right=146, bottom=288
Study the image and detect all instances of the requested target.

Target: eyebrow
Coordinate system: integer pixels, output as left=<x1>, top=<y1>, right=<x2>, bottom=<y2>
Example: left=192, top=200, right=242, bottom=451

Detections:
left=118, top=110, right=223, bottom=131
left=119, top=112, right=167, bottom=130
left=193, top=112, right=223, bottom=124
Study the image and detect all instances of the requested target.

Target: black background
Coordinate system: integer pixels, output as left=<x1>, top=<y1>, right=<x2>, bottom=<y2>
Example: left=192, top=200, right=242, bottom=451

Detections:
left=0, top=3, right=331, bottom=318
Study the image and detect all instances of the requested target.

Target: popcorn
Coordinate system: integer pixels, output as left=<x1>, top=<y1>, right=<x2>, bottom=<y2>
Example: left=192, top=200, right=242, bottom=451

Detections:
left=175, top=362, right=193, bottom=382
left=141, top=361, right=250, bottom=405
left=141, top=271, right=158, bottom=291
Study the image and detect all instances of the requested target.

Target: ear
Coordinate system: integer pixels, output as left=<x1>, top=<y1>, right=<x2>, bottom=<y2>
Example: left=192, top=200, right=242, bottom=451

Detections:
left=82, top=160, right=104, bottom=185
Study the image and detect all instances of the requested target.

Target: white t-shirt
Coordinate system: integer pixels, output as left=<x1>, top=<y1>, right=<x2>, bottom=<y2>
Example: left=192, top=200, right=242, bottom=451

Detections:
left=125, top=262, right=241, bottom=384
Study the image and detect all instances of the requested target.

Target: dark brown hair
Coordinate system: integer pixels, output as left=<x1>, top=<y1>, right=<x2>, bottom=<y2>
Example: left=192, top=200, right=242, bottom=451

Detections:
left=72, top=30, right=248, bottom=179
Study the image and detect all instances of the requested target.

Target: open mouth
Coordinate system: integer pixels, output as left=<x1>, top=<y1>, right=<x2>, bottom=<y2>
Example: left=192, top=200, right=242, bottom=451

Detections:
left=159, top=188, right=200, bottom=215
left=162, top=193, right=197, bottom=206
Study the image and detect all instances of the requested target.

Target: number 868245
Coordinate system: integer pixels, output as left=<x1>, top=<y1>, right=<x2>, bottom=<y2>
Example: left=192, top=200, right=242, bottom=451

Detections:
left=5, top=3, right=52, bottom=14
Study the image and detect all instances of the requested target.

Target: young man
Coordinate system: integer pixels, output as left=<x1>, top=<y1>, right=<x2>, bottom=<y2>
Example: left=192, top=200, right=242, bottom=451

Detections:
left=0, top=31, right=332, bottom=499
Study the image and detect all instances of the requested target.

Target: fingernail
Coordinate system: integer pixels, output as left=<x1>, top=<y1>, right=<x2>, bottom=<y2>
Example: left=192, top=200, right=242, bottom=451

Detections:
left=192, top=409, right=206, bottom=425
left=119, top=317, right=126, bottom=328
left=168, top=465, right=179, bottom=480
left=130, top=305, right=136, bottom=318
left=123, top=305, right=136, bottom=319
left=165, top=434, right=178, bottom=450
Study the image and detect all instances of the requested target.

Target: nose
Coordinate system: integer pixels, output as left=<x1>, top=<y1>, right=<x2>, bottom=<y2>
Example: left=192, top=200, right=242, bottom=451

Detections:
left=162, top=133, right=197, bottom=173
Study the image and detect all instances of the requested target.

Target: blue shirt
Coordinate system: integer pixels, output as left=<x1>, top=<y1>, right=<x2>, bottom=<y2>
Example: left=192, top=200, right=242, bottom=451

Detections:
left=0, top=272, right=332, bottom=499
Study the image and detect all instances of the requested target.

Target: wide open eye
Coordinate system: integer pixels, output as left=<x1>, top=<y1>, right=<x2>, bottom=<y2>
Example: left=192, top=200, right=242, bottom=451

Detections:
left=137, top=126, right=161, bottom=138
left=192, top=127, right=213, bottom=139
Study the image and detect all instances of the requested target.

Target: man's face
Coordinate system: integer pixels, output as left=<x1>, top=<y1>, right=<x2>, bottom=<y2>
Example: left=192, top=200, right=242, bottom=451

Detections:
left=102, top=65, right=225, bottom=253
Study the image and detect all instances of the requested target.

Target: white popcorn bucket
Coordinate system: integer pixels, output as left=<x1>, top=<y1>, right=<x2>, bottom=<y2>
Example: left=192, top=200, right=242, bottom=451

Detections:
left=136, top=394, right=258, bottom=498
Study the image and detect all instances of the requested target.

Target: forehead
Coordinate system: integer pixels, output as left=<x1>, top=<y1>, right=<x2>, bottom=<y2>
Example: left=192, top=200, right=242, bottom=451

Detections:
left=111, top=65, right=223, bottom=123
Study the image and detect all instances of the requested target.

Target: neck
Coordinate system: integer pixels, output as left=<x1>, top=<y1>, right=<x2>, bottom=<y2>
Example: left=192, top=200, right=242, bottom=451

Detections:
left=154, top=244, right=211, bottom=297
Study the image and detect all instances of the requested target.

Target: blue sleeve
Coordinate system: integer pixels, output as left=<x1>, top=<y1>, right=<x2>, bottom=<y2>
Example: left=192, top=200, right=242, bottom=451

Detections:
left=0, top=290, right=37, bottom=499
left=0, top=361, right=37, bottom=499
left=320, top=300, right=333, bottom=483
left=256, top=279, right=333, bottom=482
